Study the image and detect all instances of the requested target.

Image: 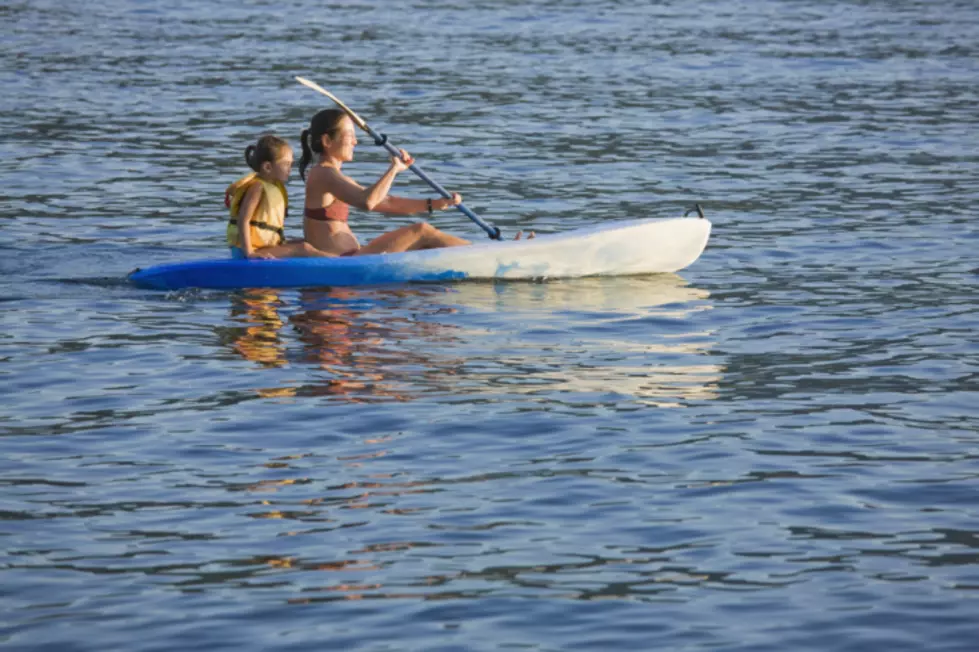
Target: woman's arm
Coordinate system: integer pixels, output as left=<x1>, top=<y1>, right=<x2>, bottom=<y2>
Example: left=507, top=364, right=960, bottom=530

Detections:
left=313, top=150, right=414, bottom=211
left=372, top=193, right=463, bottom=216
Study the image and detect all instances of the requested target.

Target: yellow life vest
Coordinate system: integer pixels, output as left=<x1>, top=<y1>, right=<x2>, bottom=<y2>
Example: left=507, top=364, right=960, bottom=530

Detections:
left=225, top=173, right=288, bottom=248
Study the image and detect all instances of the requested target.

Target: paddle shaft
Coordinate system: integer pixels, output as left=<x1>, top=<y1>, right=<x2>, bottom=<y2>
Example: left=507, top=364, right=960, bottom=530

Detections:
left=360, top=122, right=501, bottom=240
left=295, top=76, right=501, bottom=240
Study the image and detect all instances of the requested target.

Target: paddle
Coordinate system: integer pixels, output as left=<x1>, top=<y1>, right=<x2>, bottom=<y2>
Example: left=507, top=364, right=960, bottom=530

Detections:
left=295, top=76, right=503, bottom=241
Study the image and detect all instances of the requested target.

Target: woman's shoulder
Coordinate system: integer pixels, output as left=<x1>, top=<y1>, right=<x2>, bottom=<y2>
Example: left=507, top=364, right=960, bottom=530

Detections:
left=306, top=165, right=349, bottom=191
left=308, top=164, right=344, bottom=181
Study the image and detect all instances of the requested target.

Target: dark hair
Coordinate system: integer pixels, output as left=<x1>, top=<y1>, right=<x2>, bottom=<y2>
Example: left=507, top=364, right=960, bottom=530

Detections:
left=245, top=134, right=290, bottom=173
left=299, top=109, right=347, bottom=180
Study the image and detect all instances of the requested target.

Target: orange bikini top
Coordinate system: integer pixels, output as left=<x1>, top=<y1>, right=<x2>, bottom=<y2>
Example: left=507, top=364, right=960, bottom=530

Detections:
left=304, top=200, right=349, bottom=223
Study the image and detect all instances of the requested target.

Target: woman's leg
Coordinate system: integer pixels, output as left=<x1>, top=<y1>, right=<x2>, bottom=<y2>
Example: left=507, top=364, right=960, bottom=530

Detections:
left=356, top=222, right=470, bottom=255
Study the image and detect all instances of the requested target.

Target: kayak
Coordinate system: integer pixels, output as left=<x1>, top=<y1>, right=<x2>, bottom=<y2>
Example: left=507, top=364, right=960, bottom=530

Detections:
left=129, top=217, right=711, bottom=290
left=128, top=216, right=711, bottom=290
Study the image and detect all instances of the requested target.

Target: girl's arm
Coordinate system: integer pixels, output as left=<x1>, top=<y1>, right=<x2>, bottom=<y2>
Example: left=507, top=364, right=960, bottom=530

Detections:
left=237, top=183, right=269, bottom=258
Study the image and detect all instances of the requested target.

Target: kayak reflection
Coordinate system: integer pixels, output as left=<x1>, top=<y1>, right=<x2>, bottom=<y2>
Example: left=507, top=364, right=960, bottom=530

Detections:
left=223, top=275, right=722, bottom=405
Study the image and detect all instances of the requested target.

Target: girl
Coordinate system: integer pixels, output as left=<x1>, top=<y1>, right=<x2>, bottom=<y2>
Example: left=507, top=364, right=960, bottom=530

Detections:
left=299, top=109, right=471, bottom=256
left=226, top=134, right=335, bottom=259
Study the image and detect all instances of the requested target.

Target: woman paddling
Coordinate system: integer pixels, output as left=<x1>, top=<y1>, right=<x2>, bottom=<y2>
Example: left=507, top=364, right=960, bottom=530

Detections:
left=299, top=109, right=471, bottom=256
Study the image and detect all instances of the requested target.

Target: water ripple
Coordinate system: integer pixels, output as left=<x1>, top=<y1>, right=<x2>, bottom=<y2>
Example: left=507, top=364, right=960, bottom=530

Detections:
left=2, top=0, right=979, bottom=650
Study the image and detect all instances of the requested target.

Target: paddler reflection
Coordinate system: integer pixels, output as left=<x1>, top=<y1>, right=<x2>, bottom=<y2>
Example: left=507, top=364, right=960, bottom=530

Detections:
left=221, top=289, right=289, bottom=369
left=289, top=287, right=464, bottom=401
left=223, top=286, right=464, bottom=401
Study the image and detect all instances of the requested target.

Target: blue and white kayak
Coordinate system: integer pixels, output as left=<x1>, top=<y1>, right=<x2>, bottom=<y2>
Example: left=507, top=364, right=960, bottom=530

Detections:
left=128, top=216, right=711, bottom=290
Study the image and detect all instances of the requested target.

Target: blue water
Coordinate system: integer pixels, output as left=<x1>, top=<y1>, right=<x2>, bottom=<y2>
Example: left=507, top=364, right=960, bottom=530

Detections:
left=2, top=0, right=978, bottom=650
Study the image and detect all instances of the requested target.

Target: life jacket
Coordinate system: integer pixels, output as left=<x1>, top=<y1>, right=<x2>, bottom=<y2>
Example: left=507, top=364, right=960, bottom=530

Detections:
left=225, top=173, right=288, bottom=248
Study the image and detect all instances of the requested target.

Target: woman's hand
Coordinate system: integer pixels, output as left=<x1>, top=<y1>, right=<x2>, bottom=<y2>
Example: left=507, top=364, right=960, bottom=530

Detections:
left=436, top=193, right=463, bottom=210
left=390, top=149, right=415, bottom=173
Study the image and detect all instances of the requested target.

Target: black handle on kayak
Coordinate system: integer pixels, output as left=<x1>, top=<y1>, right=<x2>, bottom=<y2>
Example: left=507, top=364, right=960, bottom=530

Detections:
left=684, top=203, right=705, bottom=219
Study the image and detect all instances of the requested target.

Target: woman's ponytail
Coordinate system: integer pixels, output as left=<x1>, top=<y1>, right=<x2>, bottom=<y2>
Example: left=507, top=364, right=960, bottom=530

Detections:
left=299, top=129, right=312, bottom=181
left=244, top=144, right=258, bottom=171
left=298, top=109, right=347, bottom=181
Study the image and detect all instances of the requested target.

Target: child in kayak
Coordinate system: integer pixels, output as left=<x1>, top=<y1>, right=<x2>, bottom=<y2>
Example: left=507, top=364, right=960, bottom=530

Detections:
left=299, top=109, right=471, bottom=256
left=226, top=135, right=335, bottom=259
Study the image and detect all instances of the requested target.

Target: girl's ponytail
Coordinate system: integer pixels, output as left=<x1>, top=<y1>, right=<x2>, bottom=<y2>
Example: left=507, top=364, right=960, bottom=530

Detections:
left=244, top=135, right=289, bottom=174
left=244, top=144, right=258, bottom=172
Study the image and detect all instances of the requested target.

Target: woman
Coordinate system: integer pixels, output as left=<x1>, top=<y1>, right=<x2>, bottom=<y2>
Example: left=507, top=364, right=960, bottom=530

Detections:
left=299, top=109, right=471, bottom=256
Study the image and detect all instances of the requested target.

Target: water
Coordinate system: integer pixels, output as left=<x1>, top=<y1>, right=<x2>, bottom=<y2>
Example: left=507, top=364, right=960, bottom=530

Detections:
left=2, top=0, right=978, bottom=649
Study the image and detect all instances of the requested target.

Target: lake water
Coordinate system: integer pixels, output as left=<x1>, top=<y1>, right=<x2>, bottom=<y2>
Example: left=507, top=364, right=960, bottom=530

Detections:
left=2, top=0, right=978, bottom=649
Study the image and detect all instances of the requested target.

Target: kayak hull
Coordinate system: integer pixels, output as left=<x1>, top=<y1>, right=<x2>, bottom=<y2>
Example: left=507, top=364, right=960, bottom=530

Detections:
left=128, top=217, right=711, bottom=290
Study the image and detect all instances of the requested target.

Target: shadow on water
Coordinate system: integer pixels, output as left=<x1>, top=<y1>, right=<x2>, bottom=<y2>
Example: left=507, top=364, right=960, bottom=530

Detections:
left=215, top=274, right=722, bottom=407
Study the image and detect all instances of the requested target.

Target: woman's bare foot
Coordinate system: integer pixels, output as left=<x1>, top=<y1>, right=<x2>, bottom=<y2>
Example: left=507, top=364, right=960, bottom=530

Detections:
left=514, top=231, right=536, bottom=240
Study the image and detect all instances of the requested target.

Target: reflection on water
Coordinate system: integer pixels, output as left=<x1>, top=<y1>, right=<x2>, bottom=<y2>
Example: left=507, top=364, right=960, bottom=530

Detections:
left=220, top=275, right=721, bottom=407
left=228, top=433, right=444, bottom=603
left=220, top=290, right=288, bottom=369
left=289, top=288, right=468, bottom=402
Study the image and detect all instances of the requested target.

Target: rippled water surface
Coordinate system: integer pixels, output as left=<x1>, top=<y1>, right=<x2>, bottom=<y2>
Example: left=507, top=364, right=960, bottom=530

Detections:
left=2, top=0, right=978, bottom=650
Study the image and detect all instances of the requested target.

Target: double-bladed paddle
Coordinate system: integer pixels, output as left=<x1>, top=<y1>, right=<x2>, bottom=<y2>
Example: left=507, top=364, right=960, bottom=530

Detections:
left=295, top=76, right=502, bottom=241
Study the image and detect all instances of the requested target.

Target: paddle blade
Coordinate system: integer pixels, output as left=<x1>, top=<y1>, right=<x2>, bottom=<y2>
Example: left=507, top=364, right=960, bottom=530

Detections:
left=295, top=76, right=368, bottom=130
